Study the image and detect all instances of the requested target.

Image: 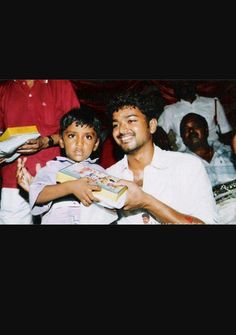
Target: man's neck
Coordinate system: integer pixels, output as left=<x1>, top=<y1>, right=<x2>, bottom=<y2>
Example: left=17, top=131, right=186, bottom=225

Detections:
left=127, top=142, right=154, bottom=172
left=26, top=80, right=35, bottom=88
left=194, top=145, right=214, bottom=163
left=126, top=141, right=155, bottom=187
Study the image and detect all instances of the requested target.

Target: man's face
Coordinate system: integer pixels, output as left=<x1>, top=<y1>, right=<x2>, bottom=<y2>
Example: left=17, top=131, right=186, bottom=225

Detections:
left=181, top=117, right=208, bottom=151
left=142, top=215, right=150, bottom=224
left=59, top=121, right=99, bottom=162
left=112, top=106, right=156, bottom=154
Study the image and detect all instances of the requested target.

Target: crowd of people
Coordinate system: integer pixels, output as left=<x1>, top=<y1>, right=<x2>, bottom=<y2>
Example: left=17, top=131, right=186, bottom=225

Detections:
left=1, top=80, right=236, bottom=224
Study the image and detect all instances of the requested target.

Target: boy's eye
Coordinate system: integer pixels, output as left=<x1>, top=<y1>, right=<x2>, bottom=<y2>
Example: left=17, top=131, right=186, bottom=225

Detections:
left=86, top=135, right=93, bottom=140
left=68, top=133, right=75, bottom=138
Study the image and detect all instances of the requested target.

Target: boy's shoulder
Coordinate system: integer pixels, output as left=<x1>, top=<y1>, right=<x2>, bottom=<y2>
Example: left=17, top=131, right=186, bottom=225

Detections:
left=44, top=156, right=74, bottom=169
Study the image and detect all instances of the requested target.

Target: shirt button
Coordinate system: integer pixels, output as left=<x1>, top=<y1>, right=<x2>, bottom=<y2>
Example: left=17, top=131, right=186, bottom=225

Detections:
left=29, top=93, right=32, bottom=97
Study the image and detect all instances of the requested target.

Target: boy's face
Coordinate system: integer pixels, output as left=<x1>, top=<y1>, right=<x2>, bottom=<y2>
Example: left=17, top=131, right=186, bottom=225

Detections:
left=59, top=121, right=99, bottom=162
left=112, top=106, right=157, bottom=154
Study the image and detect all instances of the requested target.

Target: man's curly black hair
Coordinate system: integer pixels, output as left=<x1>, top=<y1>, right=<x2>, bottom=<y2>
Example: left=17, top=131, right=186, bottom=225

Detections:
left=106, top=90, right=160, bottom=124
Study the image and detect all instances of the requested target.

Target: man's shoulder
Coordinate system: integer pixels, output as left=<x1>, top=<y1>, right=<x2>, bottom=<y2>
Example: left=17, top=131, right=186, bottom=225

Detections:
left=163, top=102, right=179, bottom=111
left=106, top=158, right=125, bottom=175
left=165, top=149, right=204, bottom=167
left=197, top=95, right=216, bottom=103
left=47, top=79, right=73, bottom=89
left=158, top=103, right=179, bottom=121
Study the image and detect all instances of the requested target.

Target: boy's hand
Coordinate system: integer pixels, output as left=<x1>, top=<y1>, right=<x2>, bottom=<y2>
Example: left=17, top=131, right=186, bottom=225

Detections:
left=16, top=157, right=41, bottom=192
left=70, top=177, right=101, bottom=206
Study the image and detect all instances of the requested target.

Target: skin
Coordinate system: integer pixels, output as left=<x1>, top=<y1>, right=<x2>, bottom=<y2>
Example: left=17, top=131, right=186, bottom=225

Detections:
left=21, top=122, right=102, bottom=207
left=17, top=157, right=41, bottom=192
left=2, top=80, right=56, bottom=164
left=112, top=106, right=205, bottom=224
left=232, top=132, right=236, bottom=155
left=142, top=215, right=150, bottom=224
left=181, top=115, right=214, bottom=163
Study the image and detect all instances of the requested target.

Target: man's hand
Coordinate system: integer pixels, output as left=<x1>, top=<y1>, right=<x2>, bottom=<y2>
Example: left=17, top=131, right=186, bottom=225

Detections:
left=115, top=179, right=147, bottom=211
left=17, top=136, right=49, bottom=154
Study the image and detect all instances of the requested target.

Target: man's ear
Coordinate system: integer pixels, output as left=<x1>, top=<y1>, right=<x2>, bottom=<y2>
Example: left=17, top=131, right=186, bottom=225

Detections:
left=149, top=118, right=158, bottom=134
left=59, top=137, right=64, bottom=149
left=93, top=138, right=100, bottom=152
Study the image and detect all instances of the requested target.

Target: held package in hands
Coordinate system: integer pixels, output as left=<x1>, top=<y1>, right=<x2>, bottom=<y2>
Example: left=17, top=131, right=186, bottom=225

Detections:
left=0, top=125, right=40, bottom=163
left=56, top=162, right=128, bottom=209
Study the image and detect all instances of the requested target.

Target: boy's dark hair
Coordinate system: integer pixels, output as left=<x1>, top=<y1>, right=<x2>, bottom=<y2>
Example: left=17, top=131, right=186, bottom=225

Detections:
left=106, top=90, right=159, bottom=124
left=142, top=213, right=150, bottom=218
left=60, top=106, right=107, bottom=159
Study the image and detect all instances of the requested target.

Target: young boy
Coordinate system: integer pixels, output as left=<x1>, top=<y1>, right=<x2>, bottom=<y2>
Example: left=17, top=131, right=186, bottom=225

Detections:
left=20, top=107, right=118, bottom=224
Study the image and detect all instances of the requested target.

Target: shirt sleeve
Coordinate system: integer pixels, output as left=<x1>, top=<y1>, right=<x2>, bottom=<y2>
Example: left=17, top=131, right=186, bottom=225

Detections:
left=215, top=98, right=232, bottom=134
left=29, top=161, right=59, bottom=216
left=179, top=156, right=219, bottom=224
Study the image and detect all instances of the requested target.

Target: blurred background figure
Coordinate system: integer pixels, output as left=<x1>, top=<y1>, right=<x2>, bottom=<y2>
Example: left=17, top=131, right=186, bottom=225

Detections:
left=141, top=85, right=171, bottom=151
left=158, top=81, right=232, bottom=152
left=0, top=79, right=80, bottom=224
left=180, top=113, right=236, bottom=224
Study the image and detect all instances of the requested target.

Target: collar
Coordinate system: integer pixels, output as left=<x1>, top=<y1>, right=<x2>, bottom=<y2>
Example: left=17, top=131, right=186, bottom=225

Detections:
left=149, top=145, right=170, bottom=169
left=55, top=156, right=99, bottom=164
left=121, top=144, right=169, bottom=171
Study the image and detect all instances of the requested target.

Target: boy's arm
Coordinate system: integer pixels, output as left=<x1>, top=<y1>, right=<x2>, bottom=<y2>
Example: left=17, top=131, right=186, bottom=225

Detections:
left=35, top=178, right=102, bottom=207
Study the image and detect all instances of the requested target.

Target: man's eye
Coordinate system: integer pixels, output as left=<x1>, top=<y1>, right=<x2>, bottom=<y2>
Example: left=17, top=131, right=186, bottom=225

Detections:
left=112, top=124, right=118, bottom=128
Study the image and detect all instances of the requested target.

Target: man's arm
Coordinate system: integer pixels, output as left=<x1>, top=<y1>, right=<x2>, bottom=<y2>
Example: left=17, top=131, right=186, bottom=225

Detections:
left=17, top=134, right=59, bottom=154
left=115, top=179, right=204, bottom=224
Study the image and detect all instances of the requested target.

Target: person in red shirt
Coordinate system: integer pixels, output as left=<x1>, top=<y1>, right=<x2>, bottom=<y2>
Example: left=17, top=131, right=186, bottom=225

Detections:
left=0, top=79, right=80, bottom=224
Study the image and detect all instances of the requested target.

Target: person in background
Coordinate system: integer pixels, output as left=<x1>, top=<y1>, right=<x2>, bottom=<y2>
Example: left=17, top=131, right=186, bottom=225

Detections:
left=141, top=212, right=157, bottom=224
left=105, top=91, right=218, bottom=224
left=141, top=85, right=171, bottom=151
left=0, top=79, right=80, bottom=224
left=158, top=81, right=232, bottom=152
left=180, top=112, right=236, bottom=224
